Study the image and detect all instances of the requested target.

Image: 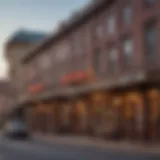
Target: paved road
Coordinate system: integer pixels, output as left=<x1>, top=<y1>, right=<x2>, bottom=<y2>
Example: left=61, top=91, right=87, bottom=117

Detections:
left=0, top=137, right=160, bottom=160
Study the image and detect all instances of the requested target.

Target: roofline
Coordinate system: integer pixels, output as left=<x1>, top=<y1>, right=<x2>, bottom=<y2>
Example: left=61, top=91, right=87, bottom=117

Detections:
left=21, top=0, right=115, bottom=63
left=6, top=28, right=46, bottom=45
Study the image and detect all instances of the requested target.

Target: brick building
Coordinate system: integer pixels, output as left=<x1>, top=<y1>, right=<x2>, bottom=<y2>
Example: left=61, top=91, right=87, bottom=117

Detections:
left=17, top=0, right=160, bottom=141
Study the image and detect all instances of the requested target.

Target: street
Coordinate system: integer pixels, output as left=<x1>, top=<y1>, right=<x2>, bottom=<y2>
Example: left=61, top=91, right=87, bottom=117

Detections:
left=0, top=137, right=160, bottom=160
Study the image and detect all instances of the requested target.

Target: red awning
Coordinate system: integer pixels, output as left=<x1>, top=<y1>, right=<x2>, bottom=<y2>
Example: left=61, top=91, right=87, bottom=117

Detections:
left=61, top=71, right=88, bottom=85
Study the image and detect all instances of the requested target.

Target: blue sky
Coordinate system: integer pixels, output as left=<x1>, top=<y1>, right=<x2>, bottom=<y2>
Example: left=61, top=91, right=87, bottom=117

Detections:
left=0, top=0, right=89, bottom=78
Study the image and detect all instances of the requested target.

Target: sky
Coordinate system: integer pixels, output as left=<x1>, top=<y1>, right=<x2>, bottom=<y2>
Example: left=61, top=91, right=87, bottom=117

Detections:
left=0, top=0, right=89, bottom=79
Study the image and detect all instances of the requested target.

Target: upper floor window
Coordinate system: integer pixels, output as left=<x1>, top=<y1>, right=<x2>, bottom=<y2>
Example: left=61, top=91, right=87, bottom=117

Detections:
left=71, top=31, right=83, bottom=56
left=123, top=3, right=132, bottom=25
left=84, top=27, right=91, bottom=52
left=93, top=49, right=102, bottom=75
left=145, top=21, right=157, bottom=61
left=56, top=51, right=68, bottom=61
left=145, top=0, right=156, bottom=7
left=96, top=24, right=103, bottom=38
left=56, top=44, right=70, bottom=61
left=123, top=38, right=133, bottom=68
left=108, top=47, right=118, bottom=73
left=28, top=65, right=36, bottom=81
left=41, top=54, right=51, bottom=70
left=107, top=13, right=116, bottom=34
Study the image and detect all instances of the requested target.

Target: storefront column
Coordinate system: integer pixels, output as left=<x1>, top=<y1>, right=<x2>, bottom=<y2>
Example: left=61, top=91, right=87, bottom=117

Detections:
left=59, top=100, right=72, bottom=133
left=51, top=101, right=59, bottom=133
left=32, top=104, right=39, bottom=133
left=112, top=95, right=124, bottom=140
left=24, top=105, right=34, bottom=132
left=35, top=102, right=48, bottom=134
left=142, top=90, right=150, bottom=142
left=44, top=102, right=54, bottom=134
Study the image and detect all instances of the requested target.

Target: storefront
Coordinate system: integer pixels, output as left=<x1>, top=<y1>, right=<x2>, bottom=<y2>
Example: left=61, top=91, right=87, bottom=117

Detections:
left=23, top=76, right=160, bottom=142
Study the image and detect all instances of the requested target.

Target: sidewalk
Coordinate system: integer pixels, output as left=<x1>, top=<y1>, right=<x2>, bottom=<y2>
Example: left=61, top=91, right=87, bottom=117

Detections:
left=33, top=134, right=160, bottom=155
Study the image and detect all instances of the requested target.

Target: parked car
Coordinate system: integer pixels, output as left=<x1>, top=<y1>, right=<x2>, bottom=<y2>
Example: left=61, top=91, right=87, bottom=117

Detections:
left=3, top=120, right=29, bottom=140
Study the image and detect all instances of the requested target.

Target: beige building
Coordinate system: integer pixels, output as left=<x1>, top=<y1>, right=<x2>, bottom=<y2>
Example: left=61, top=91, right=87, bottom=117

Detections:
left=4, top=29, right=46, bottom=104
left=0, top=80, right=14, bottom=127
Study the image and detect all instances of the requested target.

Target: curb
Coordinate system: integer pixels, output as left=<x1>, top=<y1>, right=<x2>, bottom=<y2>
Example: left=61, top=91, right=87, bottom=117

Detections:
left=33, top=134, right=160, bottom=156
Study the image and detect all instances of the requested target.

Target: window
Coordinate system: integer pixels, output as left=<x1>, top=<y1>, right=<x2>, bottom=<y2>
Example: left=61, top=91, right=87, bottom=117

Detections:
left=145, top=22, right=157, bottom=60
left=56, top=44, right=70, bottom=61
left=41, top=54, right=51, bottom=69
left=93, top=49, right=102, bottom=74
left=108, top=47, right=118, bottom=73
left=145, top=0, right=156, bottom=7
left=76, top=39, right=82, bottom=55
left=123, top=38, right=133, bottom=68
left=107, top=14, right=116, bottom=34
left=28, top=64, right=36, bottom=81
left=123, top=3, right=132, bottom=25
left=72, top=31, right=83, bottom=56
left=96, top=24, right=103, bottom=38
left=56, top=50, right=67, bottom=61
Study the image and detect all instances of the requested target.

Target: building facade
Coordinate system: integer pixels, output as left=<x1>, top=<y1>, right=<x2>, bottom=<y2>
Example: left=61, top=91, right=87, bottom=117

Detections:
left=0, top=80, right=14, bottom=127
left=19, top=0, right=160, bottom=141
left=5, top=29, right=46, bottom=104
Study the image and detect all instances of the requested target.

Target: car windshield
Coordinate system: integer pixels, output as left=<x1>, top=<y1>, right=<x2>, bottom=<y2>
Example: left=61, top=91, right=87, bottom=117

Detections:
left=6, top=121, right=26, bottom=130
left=12, top=121, right=25, bottom=129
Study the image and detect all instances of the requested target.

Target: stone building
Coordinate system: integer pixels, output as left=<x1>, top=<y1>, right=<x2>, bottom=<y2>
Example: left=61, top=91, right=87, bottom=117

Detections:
left=4, top=29, right=46, bottom=104
left=0, top=80, right=14, bottom=127
left=11, top=0, right=160, bottom=142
